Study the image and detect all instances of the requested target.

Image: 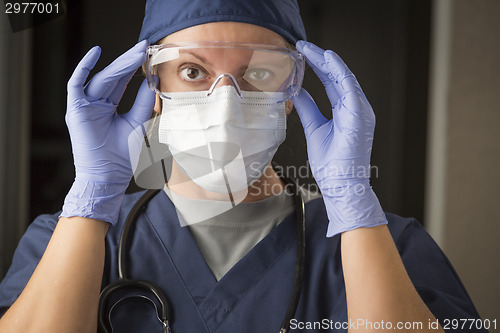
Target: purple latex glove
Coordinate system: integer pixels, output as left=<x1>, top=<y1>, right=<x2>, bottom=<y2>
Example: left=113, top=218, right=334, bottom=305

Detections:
left=292, top=41, right=387, bottom=237
left=61, top=40, right=155, bottom=224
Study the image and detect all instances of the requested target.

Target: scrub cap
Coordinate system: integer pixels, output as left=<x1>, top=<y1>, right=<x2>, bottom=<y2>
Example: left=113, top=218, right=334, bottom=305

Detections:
left=138, top=0, right=306, bottom=45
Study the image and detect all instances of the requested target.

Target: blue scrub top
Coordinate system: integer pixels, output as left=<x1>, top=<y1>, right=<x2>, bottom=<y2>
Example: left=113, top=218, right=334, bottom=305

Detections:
left=0, top=190, right=487, bottom=332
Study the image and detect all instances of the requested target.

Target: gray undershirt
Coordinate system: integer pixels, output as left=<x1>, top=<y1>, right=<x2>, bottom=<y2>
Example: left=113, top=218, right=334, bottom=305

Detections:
left=164, top=186, right=320, bottom=281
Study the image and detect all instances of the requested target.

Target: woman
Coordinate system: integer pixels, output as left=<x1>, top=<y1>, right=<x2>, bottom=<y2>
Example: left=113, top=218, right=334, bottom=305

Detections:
left=0, top=0, right=486, bottom=332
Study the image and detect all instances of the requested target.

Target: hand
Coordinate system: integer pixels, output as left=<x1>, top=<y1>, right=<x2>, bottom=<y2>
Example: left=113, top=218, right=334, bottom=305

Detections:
left=61, top=40, right=155, bottom=224
left=292, top=41, right=387, bottom=237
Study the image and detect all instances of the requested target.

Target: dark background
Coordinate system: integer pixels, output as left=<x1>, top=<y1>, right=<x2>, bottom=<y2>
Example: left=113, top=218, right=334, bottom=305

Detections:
left=29, top=0, right=431, bottom=225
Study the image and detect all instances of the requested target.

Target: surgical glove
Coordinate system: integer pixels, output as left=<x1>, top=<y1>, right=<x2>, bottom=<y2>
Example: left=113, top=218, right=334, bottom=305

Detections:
left=61, top=40, right=155, bottom=224
left=292, top=41, right=387, bottom=237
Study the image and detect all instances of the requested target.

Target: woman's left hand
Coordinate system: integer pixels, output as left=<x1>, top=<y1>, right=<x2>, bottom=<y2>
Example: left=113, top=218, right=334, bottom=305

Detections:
left=291, top=40, right=387, bottom=237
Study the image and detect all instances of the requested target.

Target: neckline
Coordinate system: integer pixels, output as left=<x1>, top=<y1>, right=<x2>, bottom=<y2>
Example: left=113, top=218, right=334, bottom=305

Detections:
left=163, top=185, right=294, bottom=226
left=142, top=190, right=298, bottom=331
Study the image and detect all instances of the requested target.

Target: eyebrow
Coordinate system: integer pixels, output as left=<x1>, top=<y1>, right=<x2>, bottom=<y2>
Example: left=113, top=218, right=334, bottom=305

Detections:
left=181, top=51, right=250, bottom=76
left=182, top=51, right=213, bottom=67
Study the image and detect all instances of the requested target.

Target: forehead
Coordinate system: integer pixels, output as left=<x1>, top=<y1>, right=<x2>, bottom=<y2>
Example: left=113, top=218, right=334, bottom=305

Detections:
left=159, top=22, right=288, bottom=47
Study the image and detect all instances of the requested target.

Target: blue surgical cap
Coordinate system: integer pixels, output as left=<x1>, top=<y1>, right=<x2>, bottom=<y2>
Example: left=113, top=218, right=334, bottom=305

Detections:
left=138, top=0, right=306, bottom=45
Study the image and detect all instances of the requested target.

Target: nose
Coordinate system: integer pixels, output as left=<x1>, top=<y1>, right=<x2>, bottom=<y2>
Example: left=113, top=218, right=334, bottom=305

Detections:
left=207, top=73, right=243, bottom=98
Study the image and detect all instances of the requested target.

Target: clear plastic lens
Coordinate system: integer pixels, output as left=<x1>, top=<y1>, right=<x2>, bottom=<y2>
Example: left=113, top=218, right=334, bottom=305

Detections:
left=145, top=42, right=304, bottom=101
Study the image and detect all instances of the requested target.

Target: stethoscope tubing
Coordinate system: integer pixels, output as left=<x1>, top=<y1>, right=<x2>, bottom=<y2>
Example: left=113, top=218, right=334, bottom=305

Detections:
left=280, top=176, right=306, bottom=333
left=98, top=189, right=170, bottom=333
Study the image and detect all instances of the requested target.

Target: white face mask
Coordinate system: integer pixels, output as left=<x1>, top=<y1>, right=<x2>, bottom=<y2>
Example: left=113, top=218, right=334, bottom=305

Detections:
left=158, top=86, right=287, bottom=194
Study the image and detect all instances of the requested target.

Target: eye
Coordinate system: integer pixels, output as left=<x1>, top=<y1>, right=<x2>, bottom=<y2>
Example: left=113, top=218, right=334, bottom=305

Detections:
left=246, top=68, right=274, bottom=81
left=179, top=66, right=207, bottom=81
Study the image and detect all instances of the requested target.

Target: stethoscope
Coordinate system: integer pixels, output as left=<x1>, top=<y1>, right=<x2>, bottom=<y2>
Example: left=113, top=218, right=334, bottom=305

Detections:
left=97, top=175, right=305, bottom=333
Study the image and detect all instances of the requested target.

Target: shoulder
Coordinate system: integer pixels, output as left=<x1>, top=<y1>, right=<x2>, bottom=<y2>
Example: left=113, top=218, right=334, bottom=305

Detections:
left=121, top=189, right=148, bottom=208
left=25, top=211, right=60, bottom=233
left=302, top=201, right=444, bottom=266
left=22, top=190, right=151, bottom=240
left=384, top=212, right=424, bottom=241
left=0, top=212, right=60, bottom=313
left=103, top=189, right=149, bottom=241
left=303, top=197, right=422, bottom=241
left=0, top=190, right=162, bottom=316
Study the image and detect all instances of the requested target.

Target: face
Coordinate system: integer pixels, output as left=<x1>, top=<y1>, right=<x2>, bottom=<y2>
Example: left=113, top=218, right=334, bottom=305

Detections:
left=153, top=22, right=294, bottom=114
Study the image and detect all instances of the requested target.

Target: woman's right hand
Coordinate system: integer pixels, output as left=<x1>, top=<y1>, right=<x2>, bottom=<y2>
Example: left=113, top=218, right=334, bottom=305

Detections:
left=61, top=40, right=155, bottom=224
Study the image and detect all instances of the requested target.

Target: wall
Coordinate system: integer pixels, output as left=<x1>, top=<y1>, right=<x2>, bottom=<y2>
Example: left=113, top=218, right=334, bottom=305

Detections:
left=426, top=0, right=500, bottom=321
left=0, top=8, right=31, bottom=279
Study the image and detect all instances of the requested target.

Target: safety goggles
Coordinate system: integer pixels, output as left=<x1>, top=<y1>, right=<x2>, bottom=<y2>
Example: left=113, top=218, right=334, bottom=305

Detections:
left=145, top=41, right=305, bottom=103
